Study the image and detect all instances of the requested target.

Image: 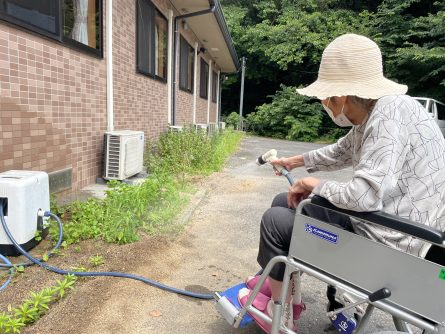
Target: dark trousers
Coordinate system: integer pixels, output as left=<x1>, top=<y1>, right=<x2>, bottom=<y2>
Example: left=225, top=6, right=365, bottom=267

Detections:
left=257, top=192, right=353, bottom=281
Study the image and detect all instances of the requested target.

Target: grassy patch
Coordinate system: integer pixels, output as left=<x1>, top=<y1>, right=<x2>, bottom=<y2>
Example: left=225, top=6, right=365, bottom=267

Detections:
left=50, top=129, right=244, bottom=246
left=147, top=127, right=244, bottom=175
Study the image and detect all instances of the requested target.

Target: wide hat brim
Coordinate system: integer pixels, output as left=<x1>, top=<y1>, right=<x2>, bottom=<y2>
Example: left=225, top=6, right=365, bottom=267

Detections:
left=296, top=76, right=408, bottom=100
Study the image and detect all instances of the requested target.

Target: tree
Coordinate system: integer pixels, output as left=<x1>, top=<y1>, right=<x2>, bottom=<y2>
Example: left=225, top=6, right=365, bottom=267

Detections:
left=246, top=85, right=324, bottom=141
left=220, top=0, right=445, bottom=141
left=220, top=0, right=373, bottom=117
left=371, top=0, right=445, bottom=102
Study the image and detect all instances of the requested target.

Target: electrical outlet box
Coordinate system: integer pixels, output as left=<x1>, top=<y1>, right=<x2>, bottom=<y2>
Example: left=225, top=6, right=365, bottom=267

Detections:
left=0, top=171, right=50, bottom=256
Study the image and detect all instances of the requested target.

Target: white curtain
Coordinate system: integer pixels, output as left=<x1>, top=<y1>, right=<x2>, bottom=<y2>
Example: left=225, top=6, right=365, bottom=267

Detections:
left=72, top=0, right=89, bottom=45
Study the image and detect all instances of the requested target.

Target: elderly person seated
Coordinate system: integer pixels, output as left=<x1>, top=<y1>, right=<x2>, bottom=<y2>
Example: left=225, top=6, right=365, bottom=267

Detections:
left=238, top=33, right=445, bottom=332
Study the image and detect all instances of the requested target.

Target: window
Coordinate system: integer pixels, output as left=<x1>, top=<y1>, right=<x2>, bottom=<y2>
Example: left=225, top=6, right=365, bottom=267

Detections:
left=200, top=58, right=209, bottom=99
left=0, top=0, right=59, bottom=37
left=137, top=0, right=167, bottom=80
left=179, top=36, right=194, bottom=92
left=63, top=0, right=102, bottom=53
left=211, top=71, right=217, bottom=103
left=436, top=102, right=445, bottom=121
left=0, top=0, right=102, bottom=56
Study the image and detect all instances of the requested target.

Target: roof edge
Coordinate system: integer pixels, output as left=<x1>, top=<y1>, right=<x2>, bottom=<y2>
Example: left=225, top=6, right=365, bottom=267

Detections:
left=209, top=0, right=240, bottom=73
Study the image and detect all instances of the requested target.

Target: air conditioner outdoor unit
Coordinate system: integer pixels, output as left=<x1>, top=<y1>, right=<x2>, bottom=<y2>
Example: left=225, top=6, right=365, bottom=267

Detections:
left=194, top=123, right=208, bottom=132
left=208, top=122, right=218, bottom=136
left=103, top=130, right=144, bottom=180
left=168, top=125, right=183, bottom=132
left=218, top=122, right=226, bottom=130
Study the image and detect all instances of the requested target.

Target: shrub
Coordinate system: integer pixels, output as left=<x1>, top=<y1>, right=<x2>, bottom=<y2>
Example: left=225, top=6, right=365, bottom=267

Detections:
left=246, top=85, right=323, bottom=141
left=224, top=112, right=244, bottom=129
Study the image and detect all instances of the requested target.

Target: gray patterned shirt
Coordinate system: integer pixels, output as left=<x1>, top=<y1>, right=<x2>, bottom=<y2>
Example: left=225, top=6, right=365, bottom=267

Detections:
left=303, top=95, right=445, bottom=257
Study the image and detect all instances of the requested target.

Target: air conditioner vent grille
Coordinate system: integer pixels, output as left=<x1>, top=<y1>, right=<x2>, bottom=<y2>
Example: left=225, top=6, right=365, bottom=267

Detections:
left=103, top=131, right=144, bottom=180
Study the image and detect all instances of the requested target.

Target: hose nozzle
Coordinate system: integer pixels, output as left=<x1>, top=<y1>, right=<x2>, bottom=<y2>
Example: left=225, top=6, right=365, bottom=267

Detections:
left=256, top=149, right=277, bottom=166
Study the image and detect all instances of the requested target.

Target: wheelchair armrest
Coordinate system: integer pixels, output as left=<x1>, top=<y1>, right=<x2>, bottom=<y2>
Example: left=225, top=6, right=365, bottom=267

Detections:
left=309, top=195, right=445, bottom=246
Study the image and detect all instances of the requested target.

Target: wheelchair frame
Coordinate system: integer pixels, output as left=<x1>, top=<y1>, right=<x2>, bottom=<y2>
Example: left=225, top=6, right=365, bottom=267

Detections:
left=225, top=197, right=445, bottom=334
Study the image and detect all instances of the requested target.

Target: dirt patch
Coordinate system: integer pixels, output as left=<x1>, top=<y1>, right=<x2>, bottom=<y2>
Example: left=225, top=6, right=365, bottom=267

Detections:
left=0, top=176, right=210, bottom=334
left=0, top=233, right=177, bottom=324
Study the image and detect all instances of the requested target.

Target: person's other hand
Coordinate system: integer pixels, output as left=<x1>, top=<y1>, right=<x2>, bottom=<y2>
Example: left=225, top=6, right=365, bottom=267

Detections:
left=287, top=177, right=321, bottom=209
left=270, top=155, right=304, bottom=175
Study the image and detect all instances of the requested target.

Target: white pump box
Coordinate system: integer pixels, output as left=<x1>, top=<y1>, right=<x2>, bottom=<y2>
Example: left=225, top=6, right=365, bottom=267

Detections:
left=0, top=170, right=50, bottom=255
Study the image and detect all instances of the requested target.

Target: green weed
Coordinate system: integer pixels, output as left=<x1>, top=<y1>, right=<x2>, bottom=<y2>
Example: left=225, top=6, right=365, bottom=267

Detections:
left=0, top=275, right=77, bottom=333
left=88, top=255, right=104, bottom=267
left=47, top=129, right=243, bottom=246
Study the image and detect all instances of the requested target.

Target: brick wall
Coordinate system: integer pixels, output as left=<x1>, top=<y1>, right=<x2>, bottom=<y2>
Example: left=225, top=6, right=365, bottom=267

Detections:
left=113, top=0, right=169, bottom=139
left=0, top=0, right=222, bottom=195
left=0, top=23, right=107, bottom=192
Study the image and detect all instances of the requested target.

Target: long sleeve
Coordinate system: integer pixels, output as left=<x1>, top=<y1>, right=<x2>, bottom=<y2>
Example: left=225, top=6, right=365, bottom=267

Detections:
left=303, top=129, right=354, bottom=173
left=316, top=113, right=409, bottom=212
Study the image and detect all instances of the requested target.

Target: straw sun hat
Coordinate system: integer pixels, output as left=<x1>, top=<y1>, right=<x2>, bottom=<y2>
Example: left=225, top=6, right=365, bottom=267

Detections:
left=296, top=34, right=407, bottom=100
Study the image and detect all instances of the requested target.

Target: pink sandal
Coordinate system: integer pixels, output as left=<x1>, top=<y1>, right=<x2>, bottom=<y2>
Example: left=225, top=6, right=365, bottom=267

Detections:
left=238, top=288, right=299, bottom=333
left=245, top=276, right=306, bottom=321
left=238, top=287, right=275, bottom=333
left=245, top=275, right=272, bottom=297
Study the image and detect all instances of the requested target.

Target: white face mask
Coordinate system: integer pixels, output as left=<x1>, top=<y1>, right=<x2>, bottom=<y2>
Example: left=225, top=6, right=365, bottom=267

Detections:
left=322, top=98, right=354, bottom=127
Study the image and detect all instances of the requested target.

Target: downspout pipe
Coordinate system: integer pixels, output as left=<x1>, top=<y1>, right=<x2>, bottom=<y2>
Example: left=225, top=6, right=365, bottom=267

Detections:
left=106, top=0, right=114, bottom=132
left=171, top=3, right=216, bottom=126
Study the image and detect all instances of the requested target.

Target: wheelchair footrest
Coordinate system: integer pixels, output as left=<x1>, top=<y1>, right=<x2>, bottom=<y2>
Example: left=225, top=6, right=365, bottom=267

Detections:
left=216, top=282, right=254, bottom=328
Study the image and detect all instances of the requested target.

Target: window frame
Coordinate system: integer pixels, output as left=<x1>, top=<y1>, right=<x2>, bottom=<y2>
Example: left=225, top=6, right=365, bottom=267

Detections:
left=62, top=0, right=103, bottom=57
left=0, top=0, right=61, bottom=39
left=136, top=0, right=168, bottom=82
left=211, top=70, right=217, bottom=103
left=200, top=58, right=209, bottom=100
left=179, top=35, right=194, bottom=93
left=0, top=0, right=103, bottom=58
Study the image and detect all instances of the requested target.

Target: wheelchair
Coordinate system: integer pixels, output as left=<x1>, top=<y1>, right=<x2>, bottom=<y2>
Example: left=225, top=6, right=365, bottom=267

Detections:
left=216, top=195, right=445, bottom=334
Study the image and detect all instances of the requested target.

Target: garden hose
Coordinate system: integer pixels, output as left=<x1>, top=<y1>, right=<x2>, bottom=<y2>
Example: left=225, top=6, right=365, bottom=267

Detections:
left=0, top=200, right=214, bottom=300
left=0, top=211, right=64, bottom=269
left=0, top=253, right=12, bottom=292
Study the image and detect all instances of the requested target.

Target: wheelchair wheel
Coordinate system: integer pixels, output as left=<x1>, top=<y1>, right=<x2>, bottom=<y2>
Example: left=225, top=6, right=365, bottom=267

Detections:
left=392, top=317, right=433, bottom=334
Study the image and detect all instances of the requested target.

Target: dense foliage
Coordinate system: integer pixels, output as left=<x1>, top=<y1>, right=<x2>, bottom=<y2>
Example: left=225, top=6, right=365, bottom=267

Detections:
left=246, top=85, right=324, bottom=141
left=221, top=0, right=445, bottom=141
left=50, top=129, right=243, bottom=245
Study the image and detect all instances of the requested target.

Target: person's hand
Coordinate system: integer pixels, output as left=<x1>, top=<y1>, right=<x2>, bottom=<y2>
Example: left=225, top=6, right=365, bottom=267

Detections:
left=270, top=155, right=304, bottom=175
left=287, top=177, right=321, bottom=209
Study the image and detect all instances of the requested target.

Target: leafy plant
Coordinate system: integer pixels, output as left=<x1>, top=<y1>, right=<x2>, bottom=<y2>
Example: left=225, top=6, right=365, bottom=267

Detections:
left=52, top=275, right=76, bottom=299
left=4, top=316, right=25, bottom=333
left=28, top=290, right=52, bottom=313
left=88, top=255, right=104, bottom=267
left=34, top=230, right=42, bottom=242
left=2, top=275, right=78, bottom=332
left=71, top=266, right=87, bottom=273
left=13, top=304, right=39, bottom=325
left=13, top=265, right=25, bottom=274
left=0, top=312, right=13, bottom=333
